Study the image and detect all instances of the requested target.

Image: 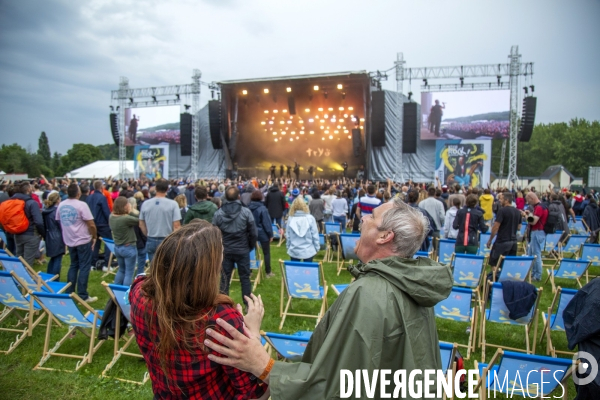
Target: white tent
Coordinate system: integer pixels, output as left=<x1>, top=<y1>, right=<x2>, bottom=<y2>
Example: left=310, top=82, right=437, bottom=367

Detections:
left=67, top=161, right=135, bottom=179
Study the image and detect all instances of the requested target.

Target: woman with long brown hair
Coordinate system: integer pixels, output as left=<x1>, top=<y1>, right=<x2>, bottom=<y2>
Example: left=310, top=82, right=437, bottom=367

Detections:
left=129, top=221, right=269, bottom=399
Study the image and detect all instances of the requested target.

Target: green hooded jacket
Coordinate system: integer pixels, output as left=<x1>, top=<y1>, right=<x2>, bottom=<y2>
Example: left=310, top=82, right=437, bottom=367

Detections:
left=269, top=256, right=453, bottom=399
left=183, top=200, right=217, bottom=224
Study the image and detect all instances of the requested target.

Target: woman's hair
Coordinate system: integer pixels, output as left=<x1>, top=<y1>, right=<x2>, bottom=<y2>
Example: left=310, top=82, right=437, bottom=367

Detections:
left=141, top=221, right=233, bottom=372
left=142, top=188, right=150, bottom=199
left=127, top=197, right=139, bottom=215
left=112, top=196, right=129, bottom=215
left=466, top=194, right=479, bottom=208
left=211, top=197, right=221, bottom=209
left=44, top=192, right=60, bottom=208
left=289, top=196, right=309, bottom=216
left=250, top=190, right=263, bottom=202
left=516, top=191, right=523, bottom=198
left=134, top=191, right=144, bottom=201
left=335, top=190, right=342, bottom=198
left=174, top=194, right=187, bottom=208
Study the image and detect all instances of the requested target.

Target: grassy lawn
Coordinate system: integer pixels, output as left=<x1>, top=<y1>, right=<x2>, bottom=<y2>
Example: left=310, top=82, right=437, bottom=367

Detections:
left=0, top=241, right=596, bottom=400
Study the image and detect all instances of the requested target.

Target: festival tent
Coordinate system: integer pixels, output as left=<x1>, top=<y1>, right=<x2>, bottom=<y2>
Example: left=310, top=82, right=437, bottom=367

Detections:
left=67, top=161, right=135, bottom=179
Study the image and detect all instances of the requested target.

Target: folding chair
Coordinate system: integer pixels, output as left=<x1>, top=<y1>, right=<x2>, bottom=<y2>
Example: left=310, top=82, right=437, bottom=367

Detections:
left=519, top=222, right=528, bottom=253
left=479, top=281, right=542, bottom=362
left=439, top=341, right=458, bottom=377
left=279, top=260, right=327, bottom=330
left=324, top=222, right=342, bottom=236
left=101, top=237, right=117, bottom=278
left=0, top=255, right=70, bottom=294
left=494, top=256, right=534, bottom=283
left=0, top=229, right=6, bottom=249
left=318, top=234, right=330, bottom=261
left=580, top=243, right=600, bottom=281
left=0, top=271, right=52, bottom=354
left=414, top=251, right=432, bottom=259
left=272, top=223, right=285, bottom=247
left=474, top=349, right=574, bottom=400
left=331, top=284, right=349, bottom=296
left=540, top=287, right=578, bottom=357
left=435, top=286, right=479, bottom=359
left=570, top=218, right=589, bottom=235
left=560, top=235, right=588, bottom=258
left=230, top=247, right=264, bottom=291
left=451, top=254, right=485, bottom=296
left=32, top=292, right=105, bottom=372
left=437, top=239, right=456, bottom=264
left=542, top=232, right=562, bottom=260
left=336, top=233, right=360, bottom=276
left=545, top=259, right=591, bottom=292
left=101, top=282, right=149, bottom=384
left=478, top=233, right=494, bottom=258
left=261, top=331, right=313, bottom=361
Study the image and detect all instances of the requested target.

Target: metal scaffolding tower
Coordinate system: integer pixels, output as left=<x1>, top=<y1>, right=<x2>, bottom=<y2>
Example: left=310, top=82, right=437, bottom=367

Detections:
left=118, top=77, right=128, bottom=178
left=191, top=70, right=202, bottom=180
left=505, top=45, right=521, bottom=185
left=395, top=52, right=405, bottom=182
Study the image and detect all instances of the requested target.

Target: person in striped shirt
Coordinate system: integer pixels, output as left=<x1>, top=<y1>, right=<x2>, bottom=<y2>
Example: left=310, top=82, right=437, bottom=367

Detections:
left=356, top=184, right=381, bottom=218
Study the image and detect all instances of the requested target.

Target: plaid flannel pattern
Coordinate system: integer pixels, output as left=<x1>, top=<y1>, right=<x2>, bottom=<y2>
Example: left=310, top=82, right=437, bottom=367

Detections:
left=130, top=277, right=266, bottom=399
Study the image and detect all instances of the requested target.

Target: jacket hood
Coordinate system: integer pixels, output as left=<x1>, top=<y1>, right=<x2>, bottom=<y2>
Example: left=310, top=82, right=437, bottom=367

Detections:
left=447, top=207, right=458, bottom=216
left=42, top=206, right=57, bottom=216
left=189, top=200, right=215, bottom=214
left=348, top=256, right=452, bottom=307
left=245, top=184, right=255, bottom=193
left=268, top=186, right=280, bottom=193
left=248, top=201, right=264, bottom=212
left=220, top=200, right=243, bottom=221
left=12, top=193, right=32, bottom=202
left=481, top=194, right=494, bottom=200
left=288, top=212, right=310, bottom=237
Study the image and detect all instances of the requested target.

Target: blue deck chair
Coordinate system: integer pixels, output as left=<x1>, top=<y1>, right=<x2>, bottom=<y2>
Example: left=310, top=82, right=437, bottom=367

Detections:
left=437, top=239, right=456, bottom=264
left=101, top=282, right=149, bottom=384
left=542, top=232, right=562, bottom=259
left=0, top=271, right=52, bottom=354
left=0, top=255, right=70, bottom=294
left=439, top=342, right=458, bottom=377
left=479, top=281, right=542, bottom=362
left=435, top=287, right=479, bottom=359
left=0, top=229, right=6, bottom=249
left=32, top=292, right=105, bottom=372
left=474, top=349, right=574, bottom=399
left=231, top=247, right=264, bottom=291
left=570, top=218, right=589, bottom=235
left=519, top=222, right=528, bottom=253
left=331, top=284, right=349, bottom=296
left=545, top=258, right=591, bottom=292
left=540, top=287, right=577, bottom=358
left=478, top=233, right=494, bottom=258
left=261, top=331, right=313, bottom=361
left=324, top=222, right=343, bottom=235
left=279, top=260, right=327, bottom=329
left=414, top=251, right=432, bottom=259
left=495, top=256, right=535, bottom=283
left=560, top=235, right=588, bottom=258
left=272, top=223, right=285, bottom=247
left=318, top=234, right=331, bottom=262
left=336, top=233, right=360, bottom=275
left=101, top=237, right=117, bottom=277
left=451, top=254, right=485, bottom=295
left=580, top=243, right=600, bottom=282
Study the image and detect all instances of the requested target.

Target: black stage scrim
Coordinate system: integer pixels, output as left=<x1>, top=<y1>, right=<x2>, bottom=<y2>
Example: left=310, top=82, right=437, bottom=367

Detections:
left=220, top=72, right=370, bottom=179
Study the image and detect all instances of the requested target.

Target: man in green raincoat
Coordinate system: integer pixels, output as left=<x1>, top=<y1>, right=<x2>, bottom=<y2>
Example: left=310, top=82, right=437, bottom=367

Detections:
left=205, top=198, right=453, bottom=399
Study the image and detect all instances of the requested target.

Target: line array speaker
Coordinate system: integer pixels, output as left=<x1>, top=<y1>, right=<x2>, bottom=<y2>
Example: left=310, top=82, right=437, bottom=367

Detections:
left=180, top=113, right=192, bottom=156
left=518, top=96, right=537, bottom=142
left=402, top=102, right=418, bottom=154
left=109, top=113, right=119, bottom=146
left=352, top=129, right=362, bottom=157
left=371, top=91, right=386, bottom=147
left=287, top=96, right=296, bottom=115
left=208, top=100, right=223, bottom=149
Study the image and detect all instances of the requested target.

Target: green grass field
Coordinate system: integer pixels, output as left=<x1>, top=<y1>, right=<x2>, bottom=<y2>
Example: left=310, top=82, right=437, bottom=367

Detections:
left=0, top=241, right=596, bottom=400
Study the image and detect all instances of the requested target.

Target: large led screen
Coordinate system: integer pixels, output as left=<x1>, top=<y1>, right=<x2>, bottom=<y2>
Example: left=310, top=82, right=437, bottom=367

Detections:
left=421, top=90, right=509, bottom=140
left=124, top=106, right=180, bottom=146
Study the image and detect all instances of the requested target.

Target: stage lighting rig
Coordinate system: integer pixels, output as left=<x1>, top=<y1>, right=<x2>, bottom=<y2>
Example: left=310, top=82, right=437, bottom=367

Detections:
left=129, top=97, right=134, bottom=104
left=459, top=77, right=464, bottom=87
left=529, top=85, right=535, bottom=93
left=152, top=96, right=157, bottom=102
left=497, top=76, right=501, bottom=85
left=242, top=90, right=248, bottom=95
left=109, top=105, right=114, bottom=111
left=116, top=106, right=120, bottom=111
left=184, top=104, right=191, bottom=111
left=423, top=79, right=428, bottom=87
left=408, top=92, right=413, bottom=101
left=337, top=84, right=343, bottom=90
left=313, top=85, right=319, bottom=91
left=522, top=86, right=528, bottom=95
left=286, top=87, right=292, bottom=93
left=175, top=94, right=180, bottom=101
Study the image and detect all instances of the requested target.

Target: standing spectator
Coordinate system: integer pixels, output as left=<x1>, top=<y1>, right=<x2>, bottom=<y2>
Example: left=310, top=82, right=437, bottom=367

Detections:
left=443, top=197, right=461, bottom=239
left=453, top=194, right=488, bottom=255
left=11, top=182, right=44, bottom=267
left=87, top=180, right=112, bottom=271
left=240, top=183, right=255, bottom=207
left=79, top=184, right=90, bottom=203
left=213, top=186, right=258, bottom=306
left=515, top=191, right=525, bottom=210
left=350, top=189, right=365, bottom=234
left=406, top=190, right=434, bottom=252
left=522, top=192, right=547, bottom=281
left=42, top=192, right=65, bottom=278
left=434, top=189, right=447, bottom=213
left=582, top=196, right=600, bottom=233
left=139, top=179, right=181, bottom=264
left=0, top=183, right=9, bottom=204
left=356, top=184, right=382, bottom=219
left=184, top=186, right=218, bottom=224
left=211, top=197, right=222, bottom=209
left=447, top=184, right=466, bottom=209
left=321, top=188, right=335, bottom=222
left=487, top=192, right=522, bottom=267
left=214, top=184, right=225, bottom=198
left=109, top=197, right=139, bottom=286
left=119, top=182, right=134, bottom=198
left=56, top=183, right=97, bottom=302
left=285, top=197, right=320, bottom=262
left=174, top=194, right=188, bottom=224
left=265, top=183, right=286, bottom=228
left=184, top=184, right=196, bottom=207
left=127, top=197, right=147, bottom=277
left=110, top=185, right=120, bottom=201
left=248, top=190, right=274, bottom=278
left=418, top=187, right=445, bottom=238
left=308, top=191, right=325, bottom=233
left=479, top=189, right=495, bottom=225
left=331, top=191, right=348, bottom=231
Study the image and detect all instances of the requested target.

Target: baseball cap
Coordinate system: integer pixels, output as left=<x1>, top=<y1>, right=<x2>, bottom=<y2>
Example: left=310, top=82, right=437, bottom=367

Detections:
left=292, top=188, right=300, bottom=196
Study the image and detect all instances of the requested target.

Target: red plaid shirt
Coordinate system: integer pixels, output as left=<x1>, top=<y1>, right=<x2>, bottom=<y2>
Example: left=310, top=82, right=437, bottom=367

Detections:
left=129, top=277, right=266, bottom=399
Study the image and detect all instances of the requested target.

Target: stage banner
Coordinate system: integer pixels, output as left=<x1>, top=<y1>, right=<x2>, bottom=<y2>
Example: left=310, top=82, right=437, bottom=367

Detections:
left=434, top=140, right=491, bottom=188
left=134, top=145, right=169, bottom=180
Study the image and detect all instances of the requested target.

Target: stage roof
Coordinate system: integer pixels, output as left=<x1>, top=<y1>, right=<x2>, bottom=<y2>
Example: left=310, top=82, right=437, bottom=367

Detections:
left=218, top=70, right=369, bottom=85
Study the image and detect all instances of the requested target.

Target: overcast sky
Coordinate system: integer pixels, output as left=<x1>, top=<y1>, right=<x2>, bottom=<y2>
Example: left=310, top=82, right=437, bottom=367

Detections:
left=0, top=0, right=598, bottom=154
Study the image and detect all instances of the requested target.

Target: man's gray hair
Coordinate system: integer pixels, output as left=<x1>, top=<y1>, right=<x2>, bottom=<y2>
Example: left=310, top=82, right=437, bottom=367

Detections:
left=377, top=197, right=430, bottom=257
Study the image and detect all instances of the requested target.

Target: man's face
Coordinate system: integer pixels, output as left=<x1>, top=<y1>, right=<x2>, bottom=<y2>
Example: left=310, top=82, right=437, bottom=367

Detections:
left=355, top=202, right=393, bottom=262
left=458, top=157, right=464, bottom=166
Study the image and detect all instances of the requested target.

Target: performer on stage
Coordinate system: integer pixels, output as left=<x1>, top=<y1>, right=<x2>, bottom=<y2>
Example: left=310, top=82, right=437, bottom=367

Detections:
left=356, top=165, right=365, bottom=181
left=430, top=100, right=445, bottom=137
left=293, top=161, right=300, bottom=181
left=342, top=161, right=348, bottom=179
left=286, top=165, right=292, bottom=179
left=279, top=165, right=284, bottom=178
left=129, top=114, right=139, bottom=143
left=308, top=166, right=314, bottom=180
left=269, top=164, right=276, bottom=179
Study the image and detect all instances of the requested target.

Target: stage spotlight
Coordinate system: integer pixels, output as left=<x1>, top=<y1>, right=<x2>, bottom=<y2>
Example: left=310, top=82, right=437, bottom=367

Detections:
left=269, top=121, right=274, bottom=125
left=286, top=87, right=292, bottom=93
left=339, top=107, right=344, bottom=111
left=348, top=135, right=352, bottom=139
left=334, top=130, right=339, bottom=134
left=109, top=105, right=114, bottom=111
left=322, top=137, right=325, bottom=141
left=279, top=121, right=284, bottom=124
left=310, top=131, right=314, bottom=134
left=283, top=109, right=288, bottom=113
left=274, top=138, right=278, bottom=142
left=529, top=85, right=535, bottom=93
left=305, top=108, right=310, bottom=112
left=152, top=96, right=157, bottom=102
left=290, top=138, right=293, bottom=141
left=264, top=110, right=269, bottom=113
left=274, top=109, right=279, bottom=113
left=320, top=119, right=325, bottom=123
left=325, top=130, right=329, bottom=134
left=176, top=94, right=180, bottom=101
left=261, top=122, right=266, bottom=125
left=328, top=107, right=333, bottom=111
left=344, top=114, right=348, bottom=118
left=314, top=85, right=319, bottom=91
left=360, top=118, right=365, bottom=122
left=320, top=126, right=324, bottom=129
left=523, top=86, right=528, bottom=95
left=339, top=119, right=344, bottom=122
left=423, top=79, right=428, bottom=86
left=300, top=131, right=304, bottom=134
left=264, top=88, right=269, bottom=94
left=309, top=118, right=314, bottom=122
left=291, top=131, right=295, bottom=135
left=408, top=92, right=413, bottom=101
left=282, top=131, right=286, bottom=135
left=324, top=114, right=328, bottom=118
left=287, top=120, right=292, bottom=124
left=318, top=107, right=323, bottom=111
left=273, top=131, right=277, bottom=135
left=242, top=90, right=248, bottom=95
left=129, top=97, right=134, bottom=104
left=299, top=120, right=303, bottom=124
left=329, top=135, right=333, bottom=139
left=348, top=107, right=354, bottom=111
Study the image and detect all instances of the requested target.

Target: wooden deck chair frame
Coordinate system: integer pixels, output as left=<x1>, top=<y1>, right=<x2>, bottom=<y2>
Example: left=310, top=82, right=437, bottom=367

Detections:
left=100, top=237, right=118, bottom=278
left=331, top=284, right=349, bottom=296
left=32, top=292, right=105, bottom=372
left=230, top=246, right=264, bottom=291
left=100, top=282, right=149, bottom=385
left=437, top=238, right=456, bottom=264
left=559, top=234, right=588, bottom=259
left=542, top=232, right=563, bottom=262
left=474, top=348, right=575, bottom=400
left=580, top=243, right=600, bottom=282
left=0, top=271, right=58, bottom=354
left=478, top=281, right=542, bottom=363
left=318, top=233, right=330, bottom=262
left=279, top=260, right=327, bottom=330
left=539, top=286, right=577, bottom=358
left=493, top=255, right=534, bottom=284
left=544, top=258, right=591, bottom=293
left=435, top=287, right=479, bottom=360
left=273, top=223, right=285, bottom=247
left=336, top=233, right=360, bottom=276
left=0, top=255, right=71, bottom=294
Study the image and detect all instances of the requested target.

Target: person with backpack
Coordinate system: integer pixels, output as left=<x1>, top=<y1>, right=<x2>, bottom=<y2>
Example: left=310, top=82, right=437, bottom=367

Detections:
left=0, top=182, right=45, bottom=267
left=522, top=192, right=547, bottom=281
left=42, top=192, right=65, bottom=279
left=453, top=194, right=488, bottom=255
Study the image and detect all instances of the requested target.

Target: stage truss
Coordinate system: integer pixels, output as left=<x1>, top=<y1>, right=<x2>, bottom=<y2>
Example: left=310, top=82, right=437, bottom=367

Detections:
left=393, top=46, right=533, bottom=185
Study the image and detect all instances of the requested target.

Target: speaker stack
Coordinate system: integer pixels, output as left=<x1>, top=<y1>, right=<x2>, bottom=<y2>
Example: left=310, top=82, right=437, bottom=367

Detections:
left=352, top=129, right=362, bottom=157
left=208, top=100, right=223, bottom=149
left=109, top=113, right=119, bottom=146
left=180, top=113, right=193, bottom=156
left=402, top=102, right=418, bottom=154
left=371, top=91, right=386, bottom=146
left=518, top=97, right=537, bottom=142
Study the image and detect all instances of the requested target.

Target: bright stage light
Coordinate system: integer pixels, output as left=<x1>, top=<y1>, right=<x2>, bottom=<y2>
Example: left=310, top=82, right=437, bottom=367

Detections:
left=328, top=107, right=333, bottom=111
left=264, top=88, right=269, bottom=94
left=314, top=85, right=319, bottom=91
left=310, top=131, right=314, bottom=134
left=339, top=107, right=344, bottom=111
left=285, top=127, right=289, bottom=130
left=344, top=129, right=349, bottom=133
left=322, top=137, right=325, bottom=141
left=344, top=114, right=348, bottom=118
left=331, top=119, right=335, bottom=123
left=274, top=138, right=278, bottom=142
left=348, top=135, right=352, bottom=139
left=300, top=131, right=304, bottom=134
left=320, top=119, right=325, bottom=123
left=242, top=90, right=248, bottom=95
left=291, top=131, right=295, bottom=135
left=360, top=118, right=365, bottom=122
left=329, top=135, right=333, bottom=139
left=286, top=87, right=292, bottom=93
left=279, top=121, right=284, bottom=124
left=325, top=130, right=329, bottom=133
left=261, top=122, right=266, bottom=125
left=320, top=126, right=324, bottom=129
left=305, top=108, right=310, bottom=112
left=283, top=109, right=288, bottom=113
left=269, top=121, right=274, bottom=125
left=360, top=126, right=364, bottom=129
left=290, top=138, right=293, bottom=141
left=287, top=120, right=292, bottom=124
left=309, top=118, right=314, bottom=122
left=264, top=110, right=269, bottom=113
left=282, top=131, right=286, bottom=135
left=299, top=120, right=304, bottom=124
left=273, top=131, right=277, bottom=135
left=339, top=119, right=344, bottom=122
left=273, top=109, right=278, bottom=113
left=337, top=84, right=343, bottom=90
left=324, top=114, right=328, bottom=118
left=334, top=130, right=339, bottom=134
left=337, top=125, right=341, bottom=129
left=318, top=107, right=323, bottom=111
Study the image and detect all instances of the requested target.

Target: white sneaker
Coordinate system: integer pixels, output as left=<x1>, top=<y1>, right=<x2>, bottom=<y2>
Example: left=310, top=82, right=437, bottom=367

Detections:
left=102, top=266, right=108, bottom=272
left=85, top=296, right=98, bottom=303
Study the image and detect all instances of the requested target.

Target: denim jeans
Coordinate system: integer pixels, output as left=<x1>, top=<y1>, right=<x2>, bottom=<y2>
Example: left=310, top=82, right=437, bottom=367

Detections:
left=47, top=255, right=63, bottom=279
left=528, top=230, right=545, bottom=280
left=259, top=241, right=271, bottom=274
left=136, top=245, right=147, bottom=276
left=220, top=252, right=252, bottom=305
left=333, top=215, right=346, bottom=232
left=92, top=225, right=112, bottom=267
left=291, top=257, right=314, bottom=262
left=67, top=241, right=93, bottom=300
left=114, top=244, right=137, bottom=286
left=146, top=237, right=166, bottom=265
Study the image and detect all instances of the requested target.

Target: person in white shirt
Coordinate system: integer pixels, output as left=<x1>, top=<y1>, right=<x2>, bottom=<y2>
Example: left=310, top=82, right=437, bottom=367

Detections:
left=443, top=197, right=461, bottom=239
left=331, top=191, right=349, bottom=231
left=321, top=188, right=336, bottom=222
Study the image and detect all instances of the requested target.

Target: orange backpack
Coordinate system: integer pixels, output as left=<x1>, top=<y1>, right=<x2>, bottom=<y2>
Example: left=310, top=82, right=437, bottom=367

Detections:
left=0, top=199, right=30, bottom=234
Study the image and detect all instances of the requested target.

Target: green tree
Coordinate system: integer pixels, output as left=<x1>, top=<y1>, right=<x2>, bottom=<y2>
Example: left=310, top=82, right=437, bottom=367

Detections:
left=0, top=144, right=28, bottom=173
left=37, top=131, right=51, bottom=164
left=96, top=143, right=134, bottom=160
left=58, top=143, right=102, bottom=176
left=51, top=152, right=63, bottom=177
